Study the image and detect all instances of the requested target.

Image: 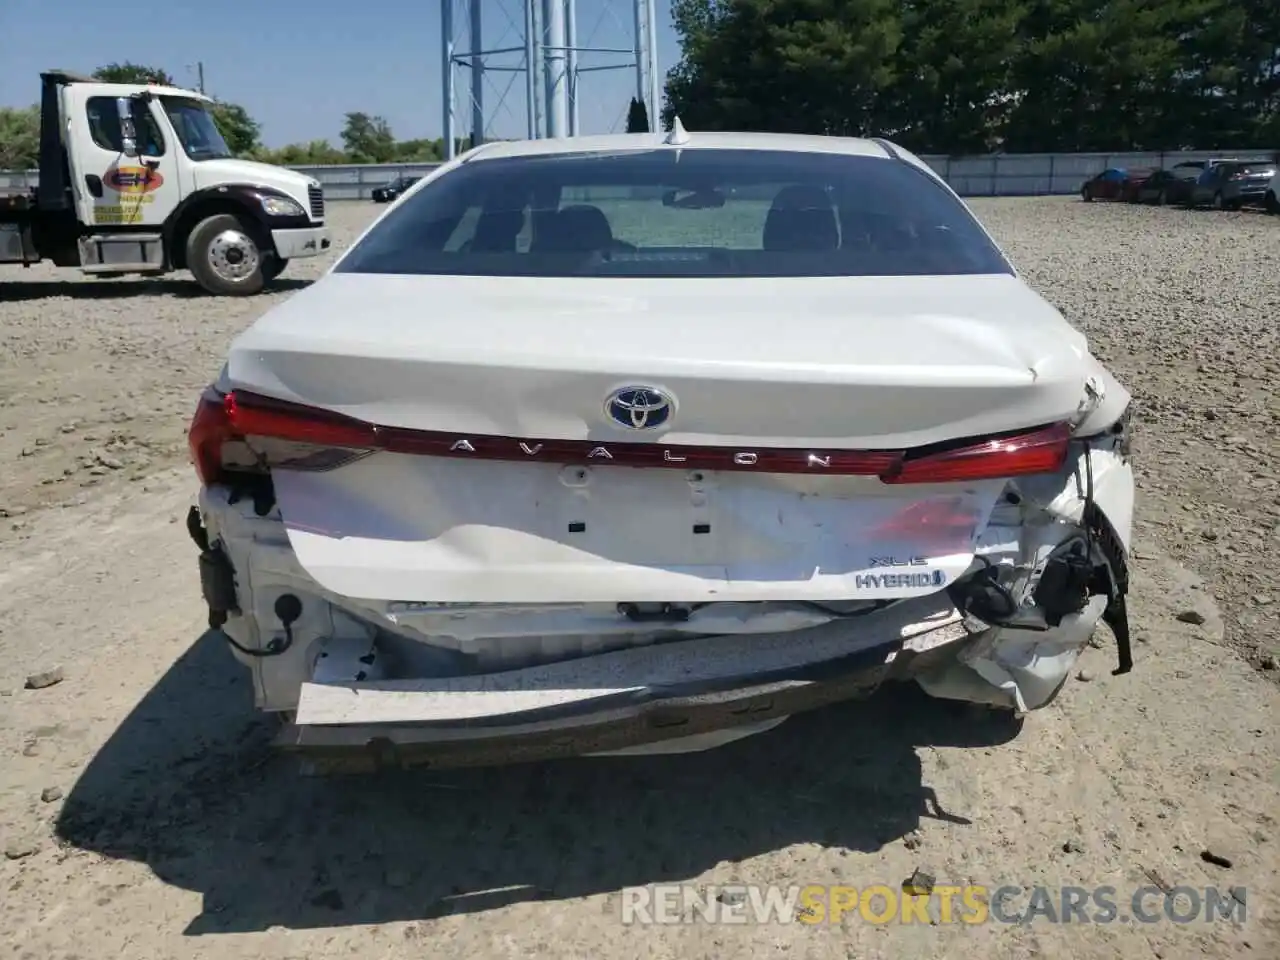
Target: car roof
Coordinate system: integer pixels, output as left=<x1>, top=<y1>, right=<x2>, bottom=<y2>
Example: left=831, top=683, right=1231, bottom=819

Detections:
left=463, top=130, right=897, bottom=162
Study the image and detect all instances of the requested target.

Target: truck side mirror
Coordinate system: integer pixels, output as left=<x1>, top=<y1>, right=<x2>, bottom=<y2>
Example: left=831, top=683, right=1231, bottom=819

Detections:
left=116, top=97, right=138, bottom=158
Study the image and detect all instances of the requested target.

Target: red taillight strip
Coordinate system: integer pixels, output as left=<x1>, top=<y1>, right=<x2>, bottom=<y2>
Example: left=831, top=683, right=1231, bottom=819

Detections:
left=194, top=388, right=1072, bottom=483
left=226, top=390, right=901, bottom=475
left=883, top=420, right=1072, bottom=484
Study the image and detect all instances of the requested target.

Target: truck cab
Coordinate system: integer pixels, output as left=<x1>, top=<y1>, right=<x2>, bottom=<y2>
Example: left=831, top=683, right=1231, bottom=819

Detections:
left=0, top=70, right=330, bottom=295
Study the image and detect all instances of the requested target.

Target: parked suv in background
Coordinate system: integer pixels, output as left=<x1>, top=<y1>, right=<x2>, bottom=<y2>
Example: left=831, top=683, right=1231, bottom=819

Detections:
left=1186, top=160, right=1277, bottom=210
left=1168, top=158, right=1238, bottom=184
left=372, top=174, right=422, bottom=204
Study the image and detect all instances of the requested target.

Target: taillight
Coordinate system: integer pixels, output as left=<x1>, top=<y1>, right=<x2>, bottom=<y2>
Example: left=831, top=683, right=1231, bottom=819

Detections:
left=187, top=387, right=1073, bottom=484
left=187, top=388, right=376, bottom=484
left=226, top=390, right=377, bottom=448
left=188, top=387, right=238, bottom=485
left=880, top=422, right=1071, bottom=484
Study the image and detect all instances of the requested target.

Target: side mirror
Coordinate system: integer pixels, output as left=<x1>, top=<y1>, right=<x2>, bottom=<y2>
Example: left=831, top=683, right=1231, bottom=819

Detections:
left=116, top=97, right=138, bottom=157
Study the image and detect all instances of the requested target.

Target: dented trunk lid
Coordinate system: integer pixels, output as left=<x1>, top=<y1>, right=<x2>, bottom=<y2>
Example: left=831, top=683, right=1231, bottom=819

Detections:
left=225, top=272, right=1091, bottom=604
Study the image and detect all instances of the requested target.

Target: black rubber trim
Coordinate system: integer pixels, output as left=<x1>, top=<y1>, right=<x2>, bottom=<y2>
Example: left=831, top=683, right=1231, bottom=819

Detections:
left=871, top=137, right=902, bottom=160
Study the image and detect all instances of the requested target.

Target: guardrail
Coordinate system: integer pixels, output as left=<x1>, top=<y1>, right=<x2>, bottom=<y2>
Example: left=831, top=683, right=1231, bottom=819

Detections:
left=3, top=149, right=1275, bottom=199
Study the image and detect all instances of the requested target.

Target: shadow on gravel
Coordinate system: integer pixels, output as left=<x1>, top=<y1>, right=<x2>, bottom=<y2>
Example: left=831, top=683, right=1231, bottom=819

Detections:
left=56, top=629, right=1020, bottom=935
left=0, top=278, right=312, bottom=301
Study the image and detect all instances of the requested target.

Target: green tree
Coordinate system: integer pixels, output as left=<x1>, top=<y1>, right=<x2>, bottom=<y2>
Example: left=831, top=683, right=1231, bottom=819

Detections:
left=663, top=0, right=903, bottom=136
left=92, top=62, right=175, bottom=86
left=663, top=0, right=1277, bottom=153
left=887, top=0, right=1028, bottom=153
left=208, top=100, right=261, bottom=156
left=626, top=97, right=650, bottom=132
left=0, top=106, right=40, bottom=169
left=255, top=140, right=348, bottom=165
left=393, top=137, right=445, bottom=162
left=341, top=112, right=397, bottom=163
left=1001, top=0, right=1218, bottom=151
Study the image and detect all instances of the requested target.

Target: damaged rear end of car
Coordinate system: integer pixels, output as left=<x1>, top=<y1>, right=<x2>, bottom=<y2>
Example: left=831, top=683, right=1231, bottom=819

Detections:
left=184, top=135, right=1137, bottom=770
left=185, top=353, right=1135, bottom=770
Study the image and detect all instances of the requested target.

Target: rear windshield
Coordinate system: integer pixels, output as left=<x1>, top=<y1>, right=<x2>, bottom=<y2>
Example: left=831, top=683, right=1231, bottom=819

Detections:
left=335, top=149, right=1014, bottom=279
left=1236, top=162, right=1275, bottom=175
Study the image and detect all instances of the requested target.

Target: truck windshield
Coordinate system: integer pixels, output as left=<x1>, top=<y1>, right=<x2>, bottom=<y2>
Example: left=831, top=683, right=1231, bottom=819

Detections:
left=160, top=97, right=233, bottom=160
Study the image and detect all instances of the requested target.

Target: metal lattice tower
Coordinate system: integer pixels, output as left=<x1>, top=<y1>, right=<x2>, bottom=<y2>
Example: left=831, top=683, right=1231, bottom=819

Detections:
left=440, top=0, right=661, bottom=160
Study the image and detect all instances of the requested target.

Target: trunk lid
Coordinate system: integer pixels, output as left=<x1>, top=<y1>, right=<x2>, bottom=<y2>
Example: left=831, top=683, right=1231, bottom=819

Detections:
left=226, top=273, right=1089, bottom=449
left=225, top=272, right=1091, bottom=604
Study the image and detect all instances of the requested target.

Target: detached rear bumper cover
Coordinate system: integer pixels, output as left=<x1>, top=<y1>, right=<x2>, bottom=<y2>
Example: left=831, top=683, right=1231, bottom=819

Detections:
left=296, top=596, right=963, bottom=724
left=275, top=597, right=1108, bottom=770
left=280, top=599, right=967, bottom=767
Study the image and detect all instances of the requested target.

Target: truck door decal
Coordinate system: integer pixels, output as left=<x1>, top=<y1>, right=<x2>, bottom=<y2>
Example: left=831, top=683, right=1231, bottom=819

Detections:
left=82, top=95, right=171, bottom=227
left=105, top=166, right=164, bottom=193
left=96, top=165, right=164, bottom=224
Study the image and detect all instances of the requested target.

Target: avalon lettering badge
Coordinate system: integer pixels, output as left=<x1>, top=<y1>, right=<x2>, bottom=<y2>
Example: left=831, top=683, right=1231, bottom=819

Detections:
left=605, top=386, right=674, bottom=430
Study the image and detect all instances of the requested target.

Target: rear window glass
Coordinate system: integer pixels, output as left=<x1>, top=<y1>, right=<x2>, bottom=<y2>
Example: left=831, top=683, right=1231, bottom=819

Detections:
left=1238, top=162, right=1275, bottom=175
left=335, top=149, right=1014, bottom=279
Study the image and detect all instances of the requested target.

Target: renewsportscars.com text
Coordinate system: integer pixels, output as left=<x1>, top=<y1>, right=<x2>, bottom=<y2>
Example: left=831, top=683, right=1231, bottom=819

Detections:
left=620, top=884, right=1248, bottom=926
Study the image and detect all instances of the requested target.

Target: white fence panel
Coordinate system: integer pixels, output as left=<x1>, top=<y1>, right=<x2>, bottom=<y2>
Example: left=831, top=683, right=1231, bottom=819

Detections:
left=3, top=148, right=1275, bottom=200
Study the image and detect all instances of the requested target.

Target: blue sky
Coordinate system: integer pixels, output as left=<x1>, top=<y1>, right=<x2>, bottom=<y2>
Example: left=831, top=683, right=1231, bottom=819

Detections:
left=0, top=0, right=681, bottom=147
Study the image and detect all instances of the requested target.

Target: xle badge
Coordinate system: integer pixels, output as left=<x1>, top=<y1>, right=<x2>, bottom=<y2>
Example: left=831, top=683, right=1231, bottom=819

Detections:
left=869, top=555, right=928, bottom=568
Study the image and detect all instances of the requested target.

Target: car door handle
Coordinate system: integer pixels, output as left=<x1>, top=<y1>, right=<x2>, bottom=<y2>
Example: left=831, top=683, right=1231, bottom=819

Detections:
left=84, top=175, right=103, bottom=198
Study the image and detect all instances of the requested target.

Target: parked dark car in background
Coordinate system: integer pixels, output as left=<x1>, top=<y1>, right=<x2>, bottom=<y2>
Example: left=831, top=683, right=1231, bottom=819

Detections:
left=371, top=175, right=422, bottom=203
left=1080, top=167, right=1152, bottom=202
left=1183, top=160, right=1277, bottom=209
left=1168, top=159, right=1239, bottom=185
left=1133, top=169, right=1194, bottom=205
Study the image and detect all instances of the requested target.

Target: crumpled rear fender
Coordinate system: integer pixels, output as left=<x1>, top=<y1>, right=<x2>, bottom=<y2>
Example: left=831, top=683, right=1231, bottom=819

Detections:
left=916, top=416, right=1135, bottom=713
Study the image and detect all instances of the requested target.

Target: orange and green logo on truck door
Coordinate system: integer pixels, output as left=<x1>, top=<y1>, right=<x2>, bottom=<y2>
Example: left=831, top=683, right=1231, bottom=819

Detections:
left=105, top=166, right=164, bottom=193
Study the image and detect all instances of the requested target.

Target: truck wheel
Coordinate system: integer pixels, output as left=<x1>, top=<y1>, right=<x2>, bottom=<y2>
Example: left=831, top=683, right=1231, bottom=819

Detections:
left=1267, top=191, right=1280, bottom=214
left=187, top=214, right=267, bottom=296
left=262, top=257, right=288, bottom=283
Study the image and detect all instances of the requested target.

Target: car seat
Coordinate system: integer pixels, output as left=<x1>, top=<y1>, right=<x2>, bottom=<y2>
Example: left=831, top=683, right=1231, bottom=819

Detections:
left=762, top=186, right=839, bottom=251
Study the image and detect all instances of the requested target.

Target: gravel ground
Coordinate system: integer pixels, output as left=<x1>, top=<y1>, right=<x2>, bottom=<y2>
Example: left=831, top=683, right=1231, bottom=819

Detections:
left=0, top=198, right=1276, bottom=959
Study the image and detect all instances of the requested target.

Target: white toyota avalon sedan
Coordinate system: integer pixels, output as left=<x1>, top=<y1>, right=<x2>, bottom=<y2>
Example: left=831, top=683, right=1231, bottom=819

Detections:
left=186, top=124, right=1136, bottom=771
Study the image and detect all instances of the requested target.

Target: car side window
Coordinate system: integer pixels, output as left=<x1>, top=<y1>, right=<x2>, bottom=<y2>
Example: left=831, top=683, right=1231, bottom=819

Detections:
left=85, top=96, right=166, bottom=156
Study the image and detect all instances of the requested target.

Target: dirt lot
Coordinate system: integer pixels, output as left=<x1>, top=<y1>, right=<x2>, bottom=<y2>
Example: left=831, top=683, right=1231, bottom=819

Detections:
left=0, top=199, right=1277, bottom=959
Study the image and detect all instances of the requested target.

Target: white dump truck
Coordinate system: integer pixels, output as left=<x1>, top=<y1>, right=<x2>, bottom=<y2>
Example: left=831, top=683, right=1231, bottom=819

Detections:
left=0, top=70, right=330, bottom=295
